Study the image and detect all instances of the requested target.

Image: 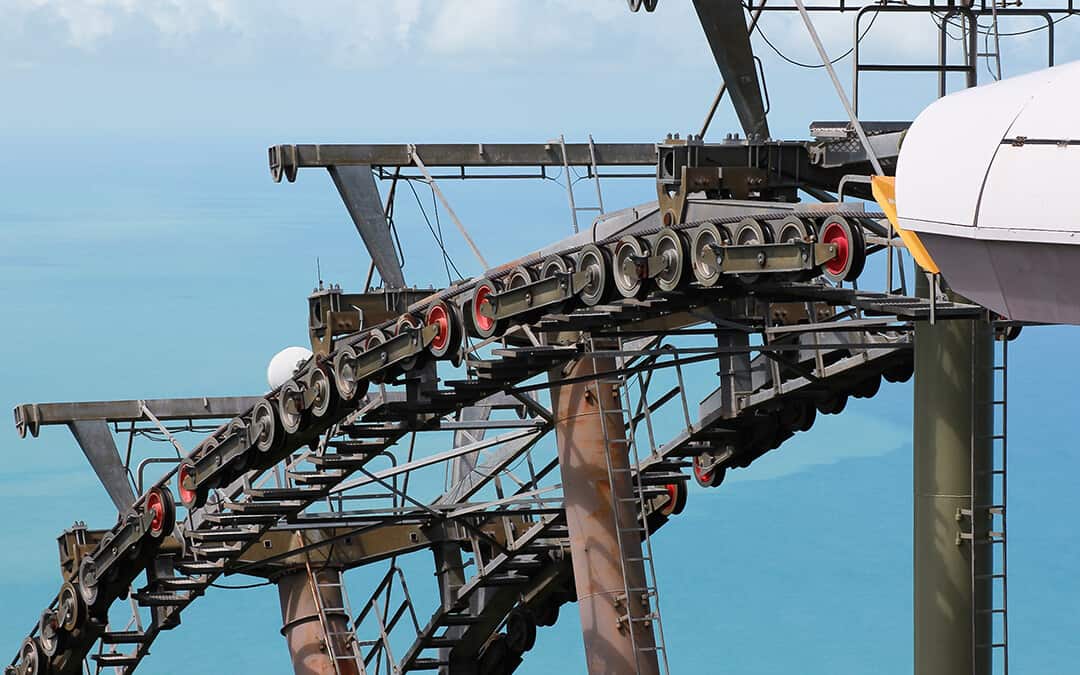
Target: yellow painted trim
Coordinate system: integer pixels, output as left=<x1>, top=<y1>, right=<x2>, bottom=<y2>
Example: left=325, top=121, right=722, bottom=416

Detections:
left=871, top=176, right=940, bottom=274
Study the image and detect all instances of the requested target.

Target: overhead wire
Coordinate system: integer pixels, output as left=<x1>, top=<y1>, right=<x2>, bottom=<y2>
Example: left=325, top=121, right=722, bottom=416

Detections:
left=931, top=9, right=1073, bottom=38
left=428, top=182, right=456, bottom=285
left=404, top=178, right=465, bottom=285
left=747, top=2, right=880, bottom=69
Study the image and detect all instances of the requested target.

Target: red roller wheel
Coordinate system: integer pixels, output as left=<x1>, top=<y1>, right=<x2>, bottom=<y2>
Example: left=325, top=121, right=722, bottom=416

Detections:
left=819, top=216, right=866, bottom=283
left=659, top=481, right=687, bottom=516
left=177, top=461, right=205, bottom=509
left=145, top=486, right=175, bottom=539
left=692, top=455, right=726, bottom=488
left=470, top=279, right=502, bottom=339
left=425, top=301, right=461, bottom=359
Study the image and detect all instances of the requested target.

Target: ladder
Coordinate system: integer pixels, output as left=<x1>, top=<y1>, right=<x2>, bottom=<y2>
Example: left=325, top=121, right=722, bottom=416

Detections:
left=301, top=542, right=367, bottom=675
left=557, top=134, right=605, bottom=234
left=978, top=2, right=1005, bottom=81
left=963, top=333, right=1010, bottom=674
left=592, top=350, right=671, bottom=675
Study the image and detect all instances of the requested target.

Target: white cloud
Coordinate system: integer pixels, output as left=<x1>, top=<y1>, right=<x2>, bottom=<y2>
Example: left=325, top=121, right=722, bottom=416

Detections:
left=3, top=1, right=1070, bottom=75
left=1, top=0, right=696, bottom=69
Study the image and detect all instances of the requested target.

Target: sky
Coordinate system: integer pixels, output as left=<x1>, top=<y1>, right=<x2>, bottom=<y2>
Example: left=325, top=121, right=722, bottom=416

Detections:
left=1, top=2, right=1079, bottom=674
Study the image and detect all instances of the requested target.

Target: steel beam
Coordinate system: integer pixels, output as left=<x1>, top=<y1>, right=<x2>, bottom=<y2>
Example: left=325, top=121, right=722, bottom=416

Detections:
left=548, top=356, right=659, bottom=675
left=68, top=421, right=136, bottom=512
left=269, top=143, right=657, bottom=172
left=328, top=165, right=406, bottom=289
left=693, top=0, right=770, bottom=139
left=913, top=277, right=993, bottom=675
left=13, top=396, right=263, bottom=435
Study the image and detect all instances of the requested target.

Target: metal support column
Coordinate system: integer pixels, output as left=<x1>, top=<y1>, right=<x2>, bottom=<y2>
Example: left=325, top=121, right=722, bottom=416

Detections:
left=277, top=569, right=361, bottom=675
left=913, top=278, right=993, bottom=675
left=548, top=356, right=660, bottom=675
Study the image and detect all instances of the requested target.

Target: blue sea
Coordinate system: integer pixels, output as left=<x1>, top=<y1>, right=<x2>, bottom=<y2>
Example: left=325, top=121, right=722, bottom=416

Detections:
left=1, top=134, right=1078, bottom=674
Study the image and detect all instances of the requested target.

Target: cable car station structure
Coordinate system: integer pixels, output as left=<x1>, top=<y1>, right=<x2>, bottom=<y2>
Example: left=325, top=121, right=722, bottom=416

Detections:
left=7, top=2, right=1078, bottom=674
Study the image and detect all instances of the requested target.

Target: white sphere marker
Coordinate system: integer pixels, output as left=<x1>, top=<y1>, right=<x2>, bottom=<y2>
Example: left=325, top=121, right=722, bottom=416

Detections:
left=267, top=346, right=313, bottom=389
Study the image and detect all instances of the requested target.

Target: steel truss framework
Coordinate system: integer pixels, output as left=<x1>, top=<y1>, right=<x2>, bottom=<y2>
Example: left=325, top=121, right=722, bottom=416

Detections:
left=8, top=2, right=1071, bottom=675
left=8, top=183, right=986, bottom=674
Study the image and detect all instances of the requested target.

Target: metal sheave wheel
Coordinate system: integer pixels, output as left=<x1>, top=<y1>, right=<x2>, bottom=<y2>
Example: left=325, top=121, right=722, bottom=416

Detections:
left=575, top=244, right=613, bottom=307
left=364, top=329, right=389, bottom=384
left=505, top=265, right=535, bottom=290
left=145, top=486, right=175, bottom=540
left=395, top=314, right=424, bottom=372
left=818, top=215, right=866, bottom=283
left=505, top=608, right=537, bottom=654
left=540, top=255, right=570, bottom=279
left=77, top=557, right=100, bottom=609
left=816, top=392, right=848, bottom=415
left=690, top=223, right=726, bottom=287
left=332, top=346, right=363, bottom=402
left=277, top=379, right=307, bottom=434
left=539, top=255, right=572, bottom=313
left=250, top=399, right=284, bottom=453
left=613, top=236, right=648, bottom=299
left=658, top=481, right=687, bottom=516
left=733, top=217, right=771, bottom=284
left=305, top=366, right=337, bottom=419
left=692, top=455, right=726, bottom=488
left=58, top=581, right=82, bottom=633
left=776, top=215, right=813, bottom=244
left=38, top=609, right=62, bottom=658
left=18, top=637, right=42, bottom=675
left=176, top=460, right=206, bottom=509
left=425, top=301, right=461, bottom=359
left=653, top=227, right=688, bottom=293
left=851, top=374, right=881, bottom=399
left=470, top=279, right=503, bottom=339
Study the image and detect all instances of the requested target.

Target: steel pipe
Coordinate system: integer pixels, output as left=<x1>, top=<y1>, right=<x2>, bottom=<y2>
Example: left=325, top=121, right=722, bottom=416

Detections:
left=277, top=569, right=360, bottom=675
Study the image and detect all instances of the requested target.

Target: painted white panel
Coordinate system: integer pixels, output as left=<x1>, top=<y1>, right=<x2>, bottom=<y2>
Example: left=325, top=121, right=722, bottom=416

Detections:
left=978, top=144, right=1080, bottom=235
left=896, top=64, right=1057, bottom=229
left=1004, top=60, right=1080, bottom=141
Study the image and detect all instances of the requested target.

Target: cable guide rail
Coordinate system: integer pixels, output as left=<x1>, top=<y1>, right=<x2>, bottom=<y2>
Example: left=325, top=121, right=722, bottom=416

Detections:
left=10, top=200, right=983, bottom=675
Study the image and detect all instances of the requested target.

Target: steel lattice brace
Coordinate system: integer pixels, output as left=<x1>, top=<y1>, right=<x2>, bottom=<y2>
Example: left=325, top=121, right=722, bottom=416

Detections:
left=8, top=199, right=982, bottom=675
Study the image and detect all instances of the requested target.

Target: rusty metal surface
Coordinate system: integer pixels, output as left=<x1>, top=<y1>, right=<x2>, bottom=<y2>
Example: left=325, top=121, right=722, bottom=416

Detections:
left=549, top=357, right=659, bottom=675
left=277, top=569, right=361, bottom=675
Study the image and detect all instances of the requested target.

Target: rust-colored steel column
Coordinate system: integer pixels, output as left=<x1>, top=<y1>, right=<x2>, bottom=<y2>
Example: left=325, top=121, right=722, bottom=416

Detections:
left=549, top=355, right=660, bottom=675
left=277, top=568, right=360, bottom=675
